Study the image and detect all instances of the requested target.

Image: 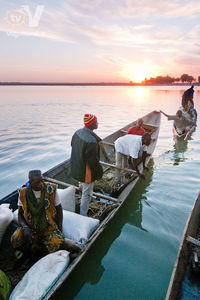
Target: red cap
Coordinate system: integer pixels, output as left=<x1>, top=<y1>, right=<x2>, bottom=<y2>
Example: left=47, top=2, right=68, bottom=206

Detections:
left=84, top=114, right=97, bottom=127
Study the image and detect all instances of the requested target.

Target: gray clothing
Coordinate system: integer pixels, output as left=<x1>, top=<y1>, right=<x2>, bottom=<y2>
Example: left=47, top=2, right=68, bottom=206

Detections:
left=167, top=115, right=191, bottom=134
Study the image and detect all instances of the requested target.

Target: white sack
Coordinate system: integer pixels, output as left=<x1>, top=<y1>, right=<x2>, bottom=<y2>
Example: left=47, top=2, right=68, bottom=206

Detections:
left=9, top=250, right=70, bottom=300
left=62, top=210, right=99, bottom=243
left=0, top=204, right=13, bottom=245
left=57, top=186, right=75, bottom=212
left=13, top=209, right=18, bottom=224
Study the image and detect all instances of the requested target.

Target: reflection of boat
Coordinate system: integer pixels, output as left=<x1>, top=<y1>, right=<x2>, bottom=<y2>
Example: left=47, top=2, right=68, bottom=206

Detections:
left=172, top=125, right=196, bottom=141
left=0, top=111, right=160, bottom=299
left=166, top=191, right=200, bottom=300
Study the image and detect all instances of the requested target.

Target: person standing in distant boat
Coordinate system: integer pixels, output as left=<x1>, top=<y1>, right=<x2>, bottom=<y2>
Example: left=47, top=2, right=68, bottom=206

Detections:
left=70, top=114, right=103, bottom=216
left=181, top=85, right=194, bottom=107
left=127, top=118, right=146, bottom=136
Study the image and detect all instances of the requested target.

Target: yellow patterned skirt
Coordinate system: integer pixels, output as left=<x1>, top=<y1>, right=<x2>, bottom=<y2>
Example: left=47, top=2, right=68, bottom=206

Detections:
left=11, top=227, right=64, bottom=253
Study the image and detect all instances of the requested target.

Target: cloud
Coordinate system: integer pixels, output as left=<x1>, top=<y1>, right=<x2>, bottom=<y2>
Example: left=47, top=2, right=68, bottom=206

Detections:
left=0, top=1, right=196, bottom=47
left=1, top=0, right=200, bottom=81
left=65, top=0, right=200, bottom=19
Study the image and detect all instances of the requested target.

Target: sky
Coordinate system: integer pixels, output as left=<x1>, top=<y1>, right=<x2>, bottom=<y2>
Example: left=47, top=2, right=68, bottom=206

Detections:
left=0, top=0, right=200, bottom=83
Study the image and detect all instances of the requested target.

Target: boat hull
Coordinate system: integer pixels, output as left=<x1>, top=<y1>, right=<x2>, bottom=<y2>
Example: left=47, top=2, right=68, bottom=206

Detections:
left=165, top=191, right=200, bottom=300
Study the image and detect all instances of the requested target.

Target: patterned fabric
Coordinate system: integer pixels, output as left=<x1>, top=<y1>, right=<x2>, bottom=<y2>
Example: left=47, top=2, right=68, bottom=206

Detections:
left=84, top=114, right=97, bottom=127
left=11, top=182, right=64, bottom=253
left=11, top=227, right=64, bottom=253
left=26, top=184, right=47, bottom=233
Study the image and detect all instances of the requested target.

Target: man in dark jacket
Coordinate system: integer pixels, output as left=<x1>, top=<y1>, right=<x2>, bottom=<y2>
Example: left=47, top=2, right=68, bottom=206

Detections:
left=70, top=114, right=103, bottom=216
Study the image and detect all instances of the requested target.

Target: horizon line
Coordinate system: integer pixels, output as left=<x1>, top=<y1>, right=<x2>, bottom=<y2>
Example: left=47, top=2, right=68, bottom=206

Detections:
left=0, top=81, right=198, bottom=86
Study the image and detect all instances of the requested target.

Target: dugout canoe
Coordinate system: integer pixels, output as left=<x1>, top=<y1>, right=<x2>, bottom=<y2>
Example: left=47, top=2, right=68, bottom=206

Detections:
left=165, top=191, right=200, bottom=300
left=0, top=110, right=161, bottom=299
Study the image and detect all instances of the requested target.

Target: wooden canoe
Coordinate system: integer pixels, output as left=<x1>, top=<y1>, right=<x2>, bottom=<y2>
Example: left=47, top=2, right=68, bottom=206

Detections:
left=165, top=191, right=200, bottom=300
left=0, top=110, right=161, bottom=299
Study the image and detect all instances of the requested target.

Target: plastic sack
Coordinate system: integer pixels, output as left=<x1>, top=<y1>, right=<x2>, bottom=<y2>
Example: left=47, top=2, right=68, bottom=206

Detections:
left=9, top=250, right=70, bottom=300
left=12, top=209, right=18, bottom=225
left=0, top=269, right=11, bottom=300
left=0, top=204, right=13, bottom=246
left=57, top=186, right=75, bottom=212
left=62, top=210, right=99, bottom=243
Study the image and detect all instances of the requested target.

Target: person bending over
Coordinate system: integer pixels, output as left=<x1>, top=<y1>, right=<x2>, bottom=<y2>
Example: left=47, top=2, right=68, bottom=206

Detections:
left=160, top=109, right=192, bottom=135
left=114, top=133, right=151, bottom=184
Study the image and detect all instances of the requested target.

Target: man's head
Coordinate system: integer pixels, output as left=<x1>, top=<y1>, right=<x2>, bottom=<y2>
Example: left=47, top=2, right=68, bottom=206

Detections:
left=176, top=110, right=182, bottom=118
left=136, top=118, right=143, bottom=129
left=142, top=132, right=151, bottom=146
left=29, top=170, right=43, bottom=191
left=183, top=104, right=189, bottom=112
left=84, top=114, right=98, bottom=130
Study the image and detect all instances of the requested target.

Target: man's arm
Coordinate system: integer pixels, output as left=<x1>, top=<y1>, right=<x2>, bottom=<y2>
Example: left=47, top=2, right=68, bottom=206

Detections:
left=18, top=206, right=28, bottom=227
left=131, top=158, right=145, bottom=180
left=160, top=110, right=169, bottom=117
left=85, top=142, right=103, bottom=179
left=18, top=206, right=32, bottom=244
left=142, top=151, right=150, bottom=171
left=55, top=204, right=63, bottom=232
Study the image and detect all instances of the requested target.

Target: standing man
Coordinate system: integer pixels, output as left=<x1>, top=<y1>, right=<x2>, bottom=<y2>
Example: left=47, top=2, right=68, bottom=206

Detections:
left=114, top=133, right=151, bottom=184
left=70, top=114, right=103, bottom=216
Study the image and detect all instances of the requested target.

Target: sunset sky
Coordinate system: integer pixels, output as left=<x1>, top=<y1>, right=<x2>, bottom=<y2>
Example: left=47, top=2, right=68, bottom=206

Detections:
left=1, top=0, right=200, bottom=82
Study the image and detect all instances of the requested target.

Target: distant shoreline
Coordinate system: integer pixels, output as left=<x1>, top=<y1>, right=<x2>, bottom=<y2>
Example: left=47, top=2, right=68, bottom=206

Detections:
left=0, top=82, right=199, bottom=86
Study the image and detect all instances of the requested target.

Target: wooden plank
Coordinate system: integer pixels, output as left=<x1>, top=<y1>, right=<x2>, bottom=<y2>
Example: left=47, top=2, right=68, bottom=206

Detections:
left=100, top=161, right=137, bottom=174
left=186, top=236, right=200, bottom=247
left=43, top=176, right=121, bottom=203
left=120, top=129, right=127, bottom=134
left=101, top=141, right=115, bottom=147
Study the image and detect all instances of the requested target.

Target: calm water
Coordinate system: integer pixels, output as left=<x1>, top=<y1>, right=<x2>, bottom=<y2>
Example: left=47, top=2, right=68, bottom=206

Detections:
left=1, top=86, right=200, bottom=299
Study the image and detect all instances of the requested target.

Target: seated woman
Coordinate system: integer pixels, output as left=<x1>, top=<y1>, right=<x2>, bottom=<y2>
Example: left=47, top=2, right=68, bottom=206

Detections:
left=127, top=118, right=146, bottom=136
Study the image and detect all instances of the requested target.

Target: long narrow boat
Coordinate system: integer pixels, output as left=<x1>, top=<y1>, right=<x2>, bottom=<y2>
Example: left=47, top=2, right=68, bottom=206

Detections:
left=0, top=110, right=161, bottom=299
left=166, top=191, right=200, bottom=300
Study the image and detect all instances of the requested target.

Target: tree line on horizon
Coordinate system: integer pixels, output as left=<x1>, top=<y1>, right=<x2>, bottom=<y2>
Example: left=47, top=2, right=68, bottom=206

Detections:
left=140, top=74, right=200, bottom=85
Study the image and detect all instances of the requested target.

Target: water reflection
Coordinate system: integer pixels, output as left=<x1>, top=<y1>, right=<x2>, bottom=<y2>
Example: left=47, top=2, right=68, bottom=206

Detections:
left=172, top=139, right=188, bottom=166
left=54, top=160, right=154, bottom=300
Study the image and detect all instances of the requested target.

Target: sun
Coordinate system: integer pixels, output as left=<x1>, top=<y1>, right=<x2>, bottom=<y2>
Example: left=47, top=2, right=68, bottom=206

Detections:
left=119, top=62, right=157, bottom=83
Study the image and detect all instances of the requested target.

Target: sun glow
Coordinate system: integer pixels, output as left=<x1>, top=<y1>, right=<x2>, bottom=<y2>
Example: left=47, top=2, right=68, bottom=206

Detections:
left=120, top=62, right=158, bottom=83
